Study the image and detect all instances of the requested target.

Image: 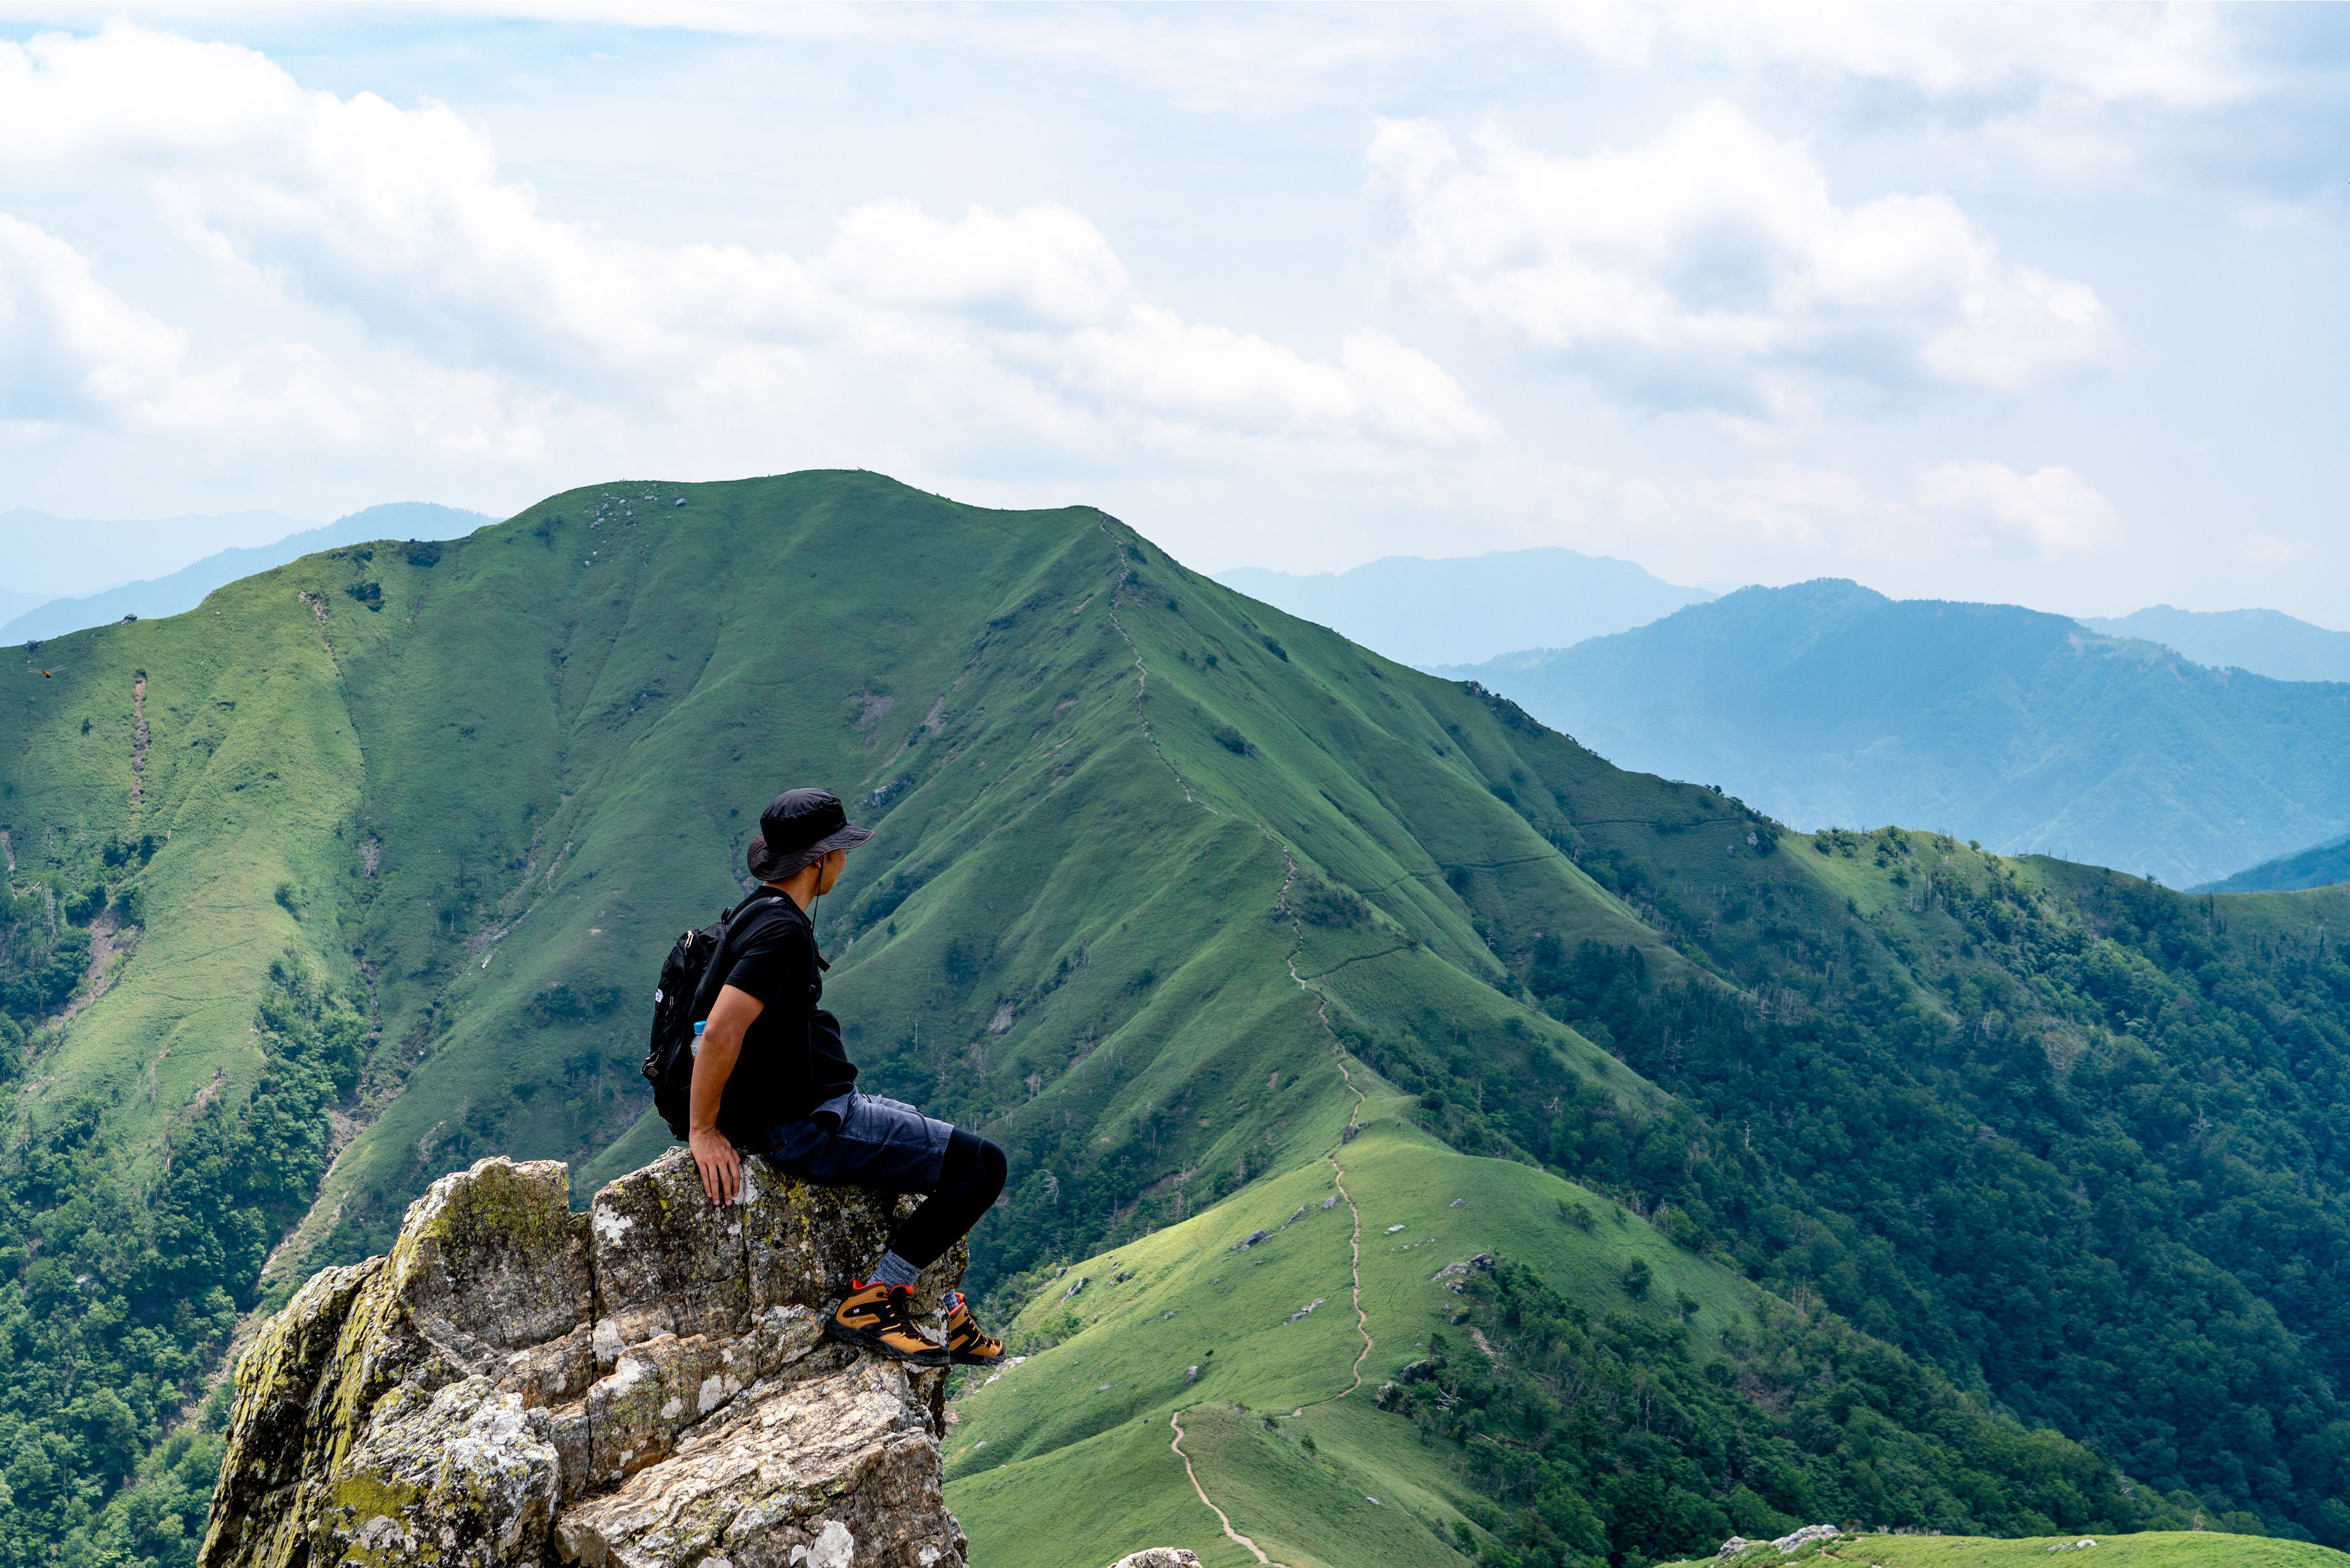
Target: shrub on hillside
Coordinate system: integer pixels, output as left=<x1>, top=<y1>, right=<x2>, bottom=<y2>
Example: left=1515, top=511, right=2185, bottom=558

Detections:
left=1294, top=877, right=1368, bottom=929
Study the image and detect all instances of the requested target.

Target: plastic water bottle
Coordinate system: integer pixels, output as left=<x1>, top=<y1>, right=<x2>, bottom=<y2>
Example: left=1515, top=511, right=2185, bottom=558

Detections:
left=692, top=1020, right=706, bottom=1058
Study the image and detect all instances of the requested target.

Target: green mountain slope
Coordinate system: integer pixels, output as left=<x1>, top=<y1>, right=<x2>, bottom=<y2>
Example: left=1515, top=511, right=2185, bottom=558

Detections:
left=2199, top=829, right=2350, bottom=894
left=1443, top=579, right=2350, bottom=888
left=4, top=476, right=2350, bottom=1566
left=0, top=503, right=495, bottom=645
left=0, top=473, right=1665, bottom=1564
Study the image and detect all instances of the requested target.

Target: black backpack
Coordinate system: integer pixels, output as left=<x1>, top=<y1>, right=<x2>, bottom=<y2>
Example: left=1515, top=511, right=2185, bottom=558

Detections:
left=642, top=891, right=786, bottom=1140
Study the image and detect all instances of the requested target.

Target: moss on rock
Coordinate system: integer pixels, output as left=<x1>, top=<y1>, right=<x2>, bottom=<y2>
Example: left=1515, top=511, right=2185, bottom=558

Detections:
left=200, top=1150, right=967, bottom=1568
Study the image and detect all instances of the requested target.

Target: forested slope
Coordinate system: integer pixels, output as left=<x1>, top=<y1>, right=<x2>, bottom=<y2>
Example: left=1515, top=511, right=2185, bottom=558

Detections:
left=1, top=475, right=2346, bottom=1566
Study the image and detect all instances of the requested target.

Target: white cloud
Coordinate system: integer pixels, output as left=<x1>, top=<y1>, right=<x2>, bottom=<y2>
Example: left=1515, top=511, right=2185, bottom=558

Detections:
left=0, top=11, right=2324, bottom=632
left=1371, top=105, right=2113, bottom=409
left=199, top=4, right=2256, bottom=119
left=1672, top=3, right=2254, bottom=108
left=250, top=2, right=1426, bottom=117
left=1918, top=460, right=2121, bottom=557
left=1706, top=462, right=1877, bottom=553
left=0, top=22, right=1490, bottom=467
left=0, top=213, right=185, bottom=421
left=1536, top=2, right=2256, bottom=108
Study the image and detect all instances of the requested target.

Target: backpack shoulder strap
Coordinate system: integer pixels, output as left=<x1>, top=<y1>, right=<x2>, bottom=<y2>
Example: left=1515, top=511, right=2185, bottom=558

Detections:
left=732, top=891, right=829, bottom=971
left=739, top=888, right=792, bottom=927
left=719, top=887, right=788, bottom=924
left=692, top=890, right=792, bottom=1015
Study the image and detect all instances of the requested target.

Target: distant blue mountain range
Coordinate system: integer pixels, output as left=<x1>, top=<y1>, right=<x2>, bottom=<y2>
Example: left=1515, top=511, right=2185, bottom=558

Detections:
left=1439, top=578, right=2350, bottom=889
left=2197, top=830, right=2350, bottom=893
left=0, top=507, right=307, bottom=599
left=1216, top=547, right=1714, bottom=668
left=2, top=502, right=494, bottom=644
left=2078, top=604, right=2350, bottom=685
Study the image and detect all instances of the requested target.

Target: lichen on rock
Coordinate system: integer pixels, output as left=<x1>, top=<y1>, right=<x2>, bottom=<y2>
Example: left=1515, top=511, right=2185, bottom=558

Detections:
left=200, top=1149, right=967, bottom=1568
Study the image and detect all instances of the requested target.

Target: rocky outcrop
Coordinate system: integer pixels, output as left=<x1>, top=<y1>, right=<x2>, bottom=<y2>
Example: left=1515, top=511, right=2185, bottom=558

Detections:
left=1105, top=1552, right=1202, bottom=1568
left=201, top=1149, right=967, bottom=1568
left=1715, top=1524, right=1844, bottom=1557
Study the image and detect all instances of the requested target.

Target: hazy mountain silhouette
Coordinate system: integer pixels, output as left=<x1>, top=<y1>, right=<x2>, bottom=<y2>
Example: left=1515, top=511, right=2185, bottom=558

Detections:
left=0, top=507, right=309, bottom=599
left=2080, top=604, right=2350, bottom=684
left=1, top=503, right=493, bottom=644
left=1445, top=578, right=2350, bottom=888
left=2198, top=828, right=2350, bottom=892
left=1216, top=545, right=1712, bottom=667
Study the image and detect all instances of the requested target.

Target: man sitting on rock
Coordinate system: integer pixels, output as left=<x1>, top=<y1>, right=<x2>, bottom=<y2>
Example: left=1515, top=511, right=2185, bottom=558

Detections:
left=688, top=786, right=1009, bottom=1370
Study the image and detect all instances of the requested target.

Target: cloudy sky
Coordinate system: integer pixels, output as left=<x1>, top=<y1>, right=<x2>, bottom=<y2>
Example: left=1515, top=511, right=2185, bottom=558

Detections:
left=0, top=4, right=2344, bottom=622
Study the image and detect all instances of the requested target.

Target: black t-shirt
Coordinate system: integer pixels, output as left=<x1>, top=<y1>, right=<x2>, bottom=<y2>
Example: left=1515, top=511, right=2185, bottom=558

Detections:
left=711, top=896, right=857, bottom=1135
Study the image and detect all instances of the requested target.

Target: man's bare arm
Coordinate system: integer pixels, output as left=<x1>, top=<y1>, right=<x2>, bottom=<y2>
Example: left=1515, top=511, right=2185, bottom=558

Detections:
left=688, top=983, right=765, bottom=1205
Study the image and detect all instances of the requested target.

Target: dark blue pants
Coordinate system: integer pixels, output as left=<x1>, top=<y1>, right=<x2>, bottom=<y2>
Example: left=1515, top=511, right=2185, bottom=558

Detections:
left=753, top=1090, right=1007, bottom=1269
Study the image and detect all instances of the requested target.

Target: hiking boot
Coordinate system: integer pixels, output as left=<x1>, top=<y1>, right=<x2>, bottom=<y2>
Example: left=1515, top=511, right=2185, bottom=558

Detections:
left=829, top=1281, right=950, bottom=1367
left=943, top=1290, right=1006, bottom=1366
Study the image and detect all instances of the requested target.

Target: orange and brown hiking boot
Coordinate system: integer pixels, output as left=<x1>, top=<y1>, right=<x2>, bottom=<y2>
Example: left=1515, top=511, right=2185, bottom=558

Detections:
left=942, top=1290, right=1005, bottom=1366
left=829, top=1281, right=949, bottom=1367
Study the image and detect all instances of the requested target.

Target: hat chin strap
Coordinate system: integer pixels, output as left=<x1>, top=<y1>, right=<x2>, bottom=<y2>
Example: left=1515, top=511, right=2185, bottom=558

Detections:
left=807, top=848, right=838, bottom=925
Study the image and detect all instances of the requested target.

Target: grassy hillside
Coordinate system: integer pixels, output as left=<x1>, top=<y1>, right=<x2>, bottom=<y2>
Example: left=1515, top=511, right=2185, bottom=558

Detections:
left=0, top=503, right=494, bottom=645
left=0, top=473, right=1668, bottom=1565
left=1448, top=579, right=2350, bottom=888
left=948, top=1114, right=1921, bottom=1567
left=3, top=475, right=2350, bottom=1566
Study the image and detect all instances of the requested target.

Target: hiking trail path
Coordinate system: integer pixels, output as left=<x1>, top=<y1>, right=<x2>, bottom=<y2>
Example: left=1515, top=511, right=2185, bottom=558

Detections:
left=1099, top=523, right=1388, bottom=1567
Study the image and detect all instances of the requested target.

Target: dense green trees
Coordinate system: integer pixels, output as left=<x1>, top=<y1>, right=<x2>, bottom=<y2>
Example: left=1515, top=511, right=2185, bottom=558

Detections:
left=1389, top=1259, right=2210, bottom=1568
left=0, top=882, right=91, bottom=1023
left=0, top=873, right=363, bottom=1568
left=1502, top=851, right=2350, bottom=1545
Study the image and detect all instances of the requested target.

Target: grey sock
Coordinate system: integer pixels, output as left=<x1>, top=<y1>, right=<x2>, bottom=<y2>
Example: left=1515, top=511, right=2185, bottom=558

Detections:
left=870, top=1250, right=922, bottom=1289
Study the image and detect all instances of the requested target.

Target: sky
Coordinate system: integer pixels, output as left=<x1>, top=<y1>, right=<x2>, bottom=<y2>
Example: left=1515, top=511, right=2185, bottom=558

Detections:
left=0, top=2, right=2344, bottom=622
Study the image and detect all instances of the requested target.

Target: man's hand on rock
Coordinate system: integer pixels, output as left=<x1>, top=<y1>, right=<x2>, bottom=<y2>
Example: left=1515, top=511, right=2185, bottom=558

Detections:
left=690, top=1126, right=741, bottom=1206
left=686, top=985, right=760, bottom=1206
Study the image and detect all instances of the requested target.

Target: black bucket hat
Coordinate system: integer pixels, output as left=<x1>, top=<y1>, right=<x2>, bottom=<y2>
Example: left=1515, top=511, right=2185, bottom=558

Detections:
left=747, top=788, right=873, bottom=881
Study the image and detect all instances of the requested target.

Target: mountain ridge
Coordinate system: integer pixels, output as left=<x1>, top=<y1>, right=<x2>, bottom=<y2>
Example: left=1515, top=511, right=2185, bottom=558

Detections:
left=1441, top=577, right=2350, bottom=887
left=0, top=503, right=494, bottom=645
left=6, top=480, right=2350, bottom=1564
left=0, top=508, right=311, bottom=599
left=2198, top=828, right=2350, bottom=893
left=2081, top=604, right=2350, bottom=685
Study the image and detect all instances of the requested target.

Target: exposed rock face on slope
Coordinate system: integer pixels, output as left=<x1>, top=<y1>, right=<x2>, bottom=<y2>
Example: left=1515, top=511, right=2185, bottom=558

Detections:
left=199, top=1149, right=968, bottom=1568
